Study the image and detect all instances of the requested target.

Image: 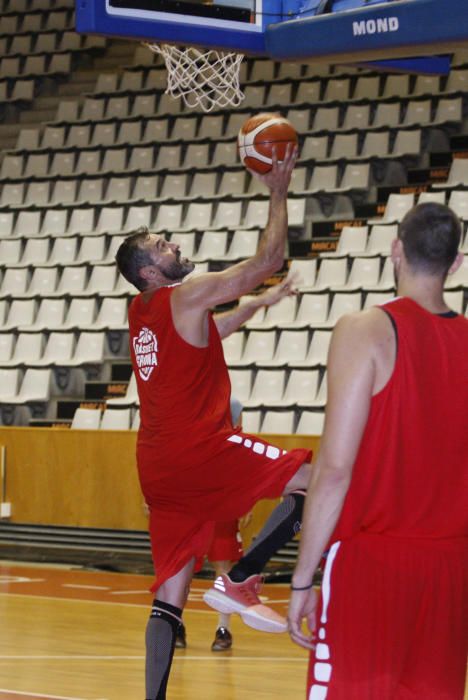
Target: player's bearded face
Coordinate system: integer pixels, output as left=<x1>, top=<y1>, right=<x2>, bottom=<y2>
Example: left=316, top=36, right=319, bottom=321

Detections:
left=158, top=250, right=195, bottom=280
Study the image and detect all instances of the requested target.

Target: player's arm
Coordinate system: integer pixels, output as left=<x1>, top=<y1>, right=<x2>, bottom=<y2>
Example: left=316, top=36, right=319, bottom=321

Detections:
left=172, top=145, right=297, bottom=316
left=287, top=311, right=381, bottom=649
left=214, top=274, right=298, bottom=339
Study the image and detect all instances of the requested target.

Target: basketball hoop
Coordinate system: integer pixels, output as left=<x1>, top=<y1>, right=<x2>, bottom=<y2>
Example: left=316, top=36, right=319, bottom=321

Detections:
left=145, top=43, right=245, bottom=112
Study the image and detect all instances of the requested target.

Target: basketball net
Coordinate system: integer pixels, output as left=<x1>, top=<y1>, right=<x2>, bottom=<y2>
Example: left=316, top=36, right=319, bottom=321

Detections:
left=145, top=43, right=245, bottom=112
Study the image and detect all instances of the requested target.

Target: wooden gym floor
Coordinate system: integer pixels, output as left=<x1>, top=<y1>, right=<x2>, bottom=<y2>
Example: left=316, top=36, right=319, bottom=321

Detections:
left=0, top=561, right=307, bottom=700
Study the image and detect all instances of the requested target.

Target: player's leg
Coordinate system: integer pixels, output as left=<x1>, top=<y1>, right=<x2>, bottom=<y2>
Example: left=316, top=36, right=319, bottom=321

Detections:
left=307, top=536, right=468, bottom=700
left=145, top=557, right=195, bottom=700
left=204, top=462, right=312, bottom=632
left=202, top=435, right=312, bottom=631
left=211, top=560, right=234, bottom=650
left=282, top=460, right=313, bottom=494
left=227, top=462, right=312, bottom=582
left=306, top=537, right=408, bottom=700
left=228, top=489, right=306, bottom=583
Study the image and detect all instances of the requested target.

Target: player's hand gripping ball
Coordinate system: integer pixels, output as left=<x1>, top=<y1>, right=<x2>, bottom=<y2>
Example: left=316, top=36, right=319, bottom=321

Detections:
left=238, top=113, right=298, bottom=174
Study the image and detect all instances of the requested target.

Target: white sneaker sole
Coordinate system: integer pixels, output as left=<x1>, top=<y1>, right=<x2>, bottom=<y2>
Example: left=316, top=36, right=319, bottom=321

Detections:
left=240, top=608, right=287, bottom=634
left=203, top=590, right=287, bottom=634
left=203, top=589, right=247, bottom=615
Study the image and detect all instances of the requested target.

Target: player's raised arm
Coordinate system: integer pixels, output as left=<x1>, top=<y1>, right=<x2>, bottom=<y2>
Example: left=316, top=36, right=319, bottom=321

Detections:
left=171, top=143, right=297, bottom=314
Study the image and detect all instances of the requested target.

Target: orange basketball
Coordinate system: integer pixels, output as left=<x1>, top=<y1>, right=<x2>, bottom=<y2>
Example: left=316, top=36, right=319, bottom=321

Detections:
left=238, top=113, right=298, bottom=174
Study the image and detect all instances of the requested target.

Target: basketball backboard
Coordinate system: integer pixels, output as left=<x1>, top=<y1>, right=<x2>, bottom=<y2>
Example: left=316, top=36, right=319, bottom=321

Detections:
left=76, top=0, right=468, bottom=62
left=76, top=0, right=284, bottom=54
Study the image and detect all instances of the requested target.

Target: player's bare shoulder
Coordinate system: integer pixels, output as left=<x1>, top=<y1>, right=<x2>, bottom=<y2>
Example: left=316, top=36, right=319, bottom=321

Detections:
left=336, top=306, right=394, bottom=342
left=330, top=306, right=396, bottom=378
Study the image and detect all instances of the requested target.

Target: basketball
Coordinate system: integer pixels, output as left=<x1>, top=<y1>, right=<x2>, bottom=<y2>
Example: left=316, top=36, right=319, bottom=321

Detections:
left=238, top=113, right=298, bottom=174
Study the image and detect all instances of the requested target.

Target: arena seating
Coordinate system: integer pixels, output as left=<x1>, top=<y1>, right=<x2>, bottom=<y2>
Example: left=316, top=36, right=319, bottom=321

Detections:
left=0, top=0, right=467, bottom=432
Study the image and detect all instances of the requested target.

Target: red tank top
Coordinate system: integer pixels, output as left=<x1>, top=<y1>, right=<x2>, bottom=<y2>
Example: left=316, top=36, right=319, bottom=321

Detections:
left=128, top=286, right=236, bottom=479
left=333, top=297, right=468, bottom=541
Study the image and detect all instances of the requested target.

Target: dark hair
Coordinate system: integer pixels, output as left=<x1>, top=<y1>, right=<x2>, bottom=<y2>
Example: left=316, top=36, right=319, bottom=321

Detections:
left=115, top=226, right=153, bottom=291
left=398, top=202, right=461, bottom=276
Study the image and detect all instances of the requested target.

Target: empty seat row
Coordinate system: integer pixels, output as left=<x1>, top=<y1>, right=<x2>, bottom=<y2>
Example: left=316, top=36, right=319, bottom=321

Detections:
left=0, top=170, right=263, bottom=205
left=325, top=214, right=468, bottom=257
left=0, top=30, right=105, bottom=57
left=0, top=9, right=74, bottom=35
left=0, top=135, right=421, bottom=184
left=241, top=408, right=325, bottom=436
left=0, top=265, right=133, bottom=298
left=1, top=142, right=243, bottom=176
left=284, top=101, right=461, bottom=136
left=2, top=0, right=74, bottom=9
left=0, top=209, right=466, bottom=271
left=0, top=296, right=130, bottom=331
left=89, top=67, right=468, bottom=107
left=0, top=79, right=35, bottom=106
left=71, top=405, right=139, bottom=431
left=299, top=129, right=435, bottom=162
left=230, top=367, right=327, bottom=408
left=0, top=165, right=371, bottom=210
left=370, top=191, right=468, bottom=224
left=0, top=233, right=125, bottom=266
left=70, top=404, right=325, bottom=435
left=225, top=330, right=333, bottom=368
left=0, top=367, right=51, bottom=406
left=0, top=266, right=463, bottom=329
left=0, top=199, right=306, bottom=238
left=2, top=28, right=81, bottom=57
left=5, top=289, right=464, bottom=369
left=0, top=53, right=72, bottom=79
left=46, top=90, right=462, bottom=135
left=224, top=288, right=466, bottom=351
left=0, top=330, right=108, bottom=367
left=13, top=112, right=459, bottom=172
left=295, top=70, right=468, bottom=102
left=241, top=85, right=462, bottom=126
left=0, top=229, right=258, bottom=266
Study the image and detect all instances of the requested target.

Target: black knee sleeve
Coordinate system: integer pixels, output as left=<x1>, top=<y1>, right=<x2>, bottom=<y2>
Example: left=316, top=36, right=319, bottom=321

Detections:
left=229, top=490, right=305, bottom=582
left=145, top=600, right=182, bottom=700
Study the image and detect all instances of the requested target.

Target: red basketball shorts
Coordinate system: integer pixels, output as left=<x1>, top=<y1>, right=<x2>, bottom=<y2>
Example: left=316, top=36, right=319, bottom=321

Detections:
left=207, top=520, right=243, bottom=563
left=307, top=534, right=468, bottom=700
left=142, top=432, right=311, bottom=590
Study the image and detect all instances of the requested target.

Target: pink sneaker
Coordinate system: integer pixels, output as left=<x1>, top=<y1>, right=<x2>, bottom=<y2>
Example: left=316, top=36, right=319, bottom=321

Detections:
left=203, top=574, right=287, bottom=634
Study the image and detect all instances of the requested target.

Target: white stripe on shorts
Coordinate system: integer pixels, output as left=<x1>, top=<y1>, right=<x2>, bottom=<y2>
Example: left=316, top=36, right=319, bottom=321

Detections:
left=308, top=541, right=341, bottom=700
left=227, top=434, right=281, bottom=460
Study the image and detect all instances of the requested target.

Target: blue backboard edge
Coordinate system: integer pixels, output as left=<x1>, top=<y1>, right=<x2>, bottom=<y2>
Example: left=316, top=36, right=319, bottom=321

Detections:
left=75, top=0, right=282, bottom=55
left=266, top=0, right=468, bottom=62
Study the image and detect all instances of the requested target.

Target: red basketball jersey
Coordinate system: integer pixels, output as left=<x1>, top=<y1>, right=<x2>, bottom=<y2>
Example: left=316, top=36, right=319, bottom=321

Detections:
left=333, top=297, right=468, bottom=541
left=128, top=286, right=236, bottom=480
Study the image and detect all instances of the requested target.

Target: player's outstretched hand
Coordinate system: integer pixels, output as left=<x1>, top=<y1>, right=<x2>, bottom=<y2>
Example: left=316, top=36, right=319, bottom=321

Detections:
left=247, top=143, right=298, bottom=196
left=257, top=271, right=300, bottom=308
left=288, top=587, right=318, bottom=651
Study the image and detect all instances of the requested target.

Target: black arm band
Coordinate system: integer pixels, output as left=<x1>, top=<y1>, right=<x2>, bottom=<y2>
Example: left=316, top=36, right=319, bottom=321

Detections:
left=290, top=582, right=314, bottom=591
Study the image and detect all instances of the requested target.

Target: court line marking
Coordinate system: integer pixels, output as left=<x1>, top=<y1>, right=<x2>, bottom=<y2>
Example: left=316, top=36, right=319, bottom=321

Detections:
left=0, top=592, right=148, bottom=609
left=0, top=593, right=286, bottom=614
left=0, top=655, right=306, bottom=662
left=0, top=689, right=102, bottom=700
left=61, top=585, right=110, bottom=591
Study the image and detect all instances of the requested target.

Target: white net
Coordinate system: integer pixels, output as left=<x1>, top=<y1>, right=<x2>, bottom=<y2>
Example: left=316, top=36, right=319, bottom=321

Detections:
left=145, top=43, right=245, bottom=112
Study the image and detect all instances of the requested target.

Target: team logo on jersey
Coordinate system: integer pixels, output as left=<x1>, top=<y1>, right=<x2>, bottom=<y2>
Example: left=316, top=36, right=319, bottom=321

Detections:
left=133, top=327, right=158, bottom=381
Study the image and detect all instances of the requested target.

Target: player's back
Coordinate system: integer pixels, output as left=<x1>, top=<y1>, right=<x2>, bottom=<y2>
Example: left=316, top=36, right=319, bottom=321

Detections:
left=335, top=296, right=468, bottom=540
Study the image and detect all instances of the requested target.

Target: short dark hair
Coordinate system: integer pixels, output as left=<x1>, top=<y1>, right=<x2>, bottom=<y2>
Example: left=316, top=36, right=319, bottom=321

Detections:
left=115, top=227, right=153, bottom=291
left=398, top=202, right=461, bottom=276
